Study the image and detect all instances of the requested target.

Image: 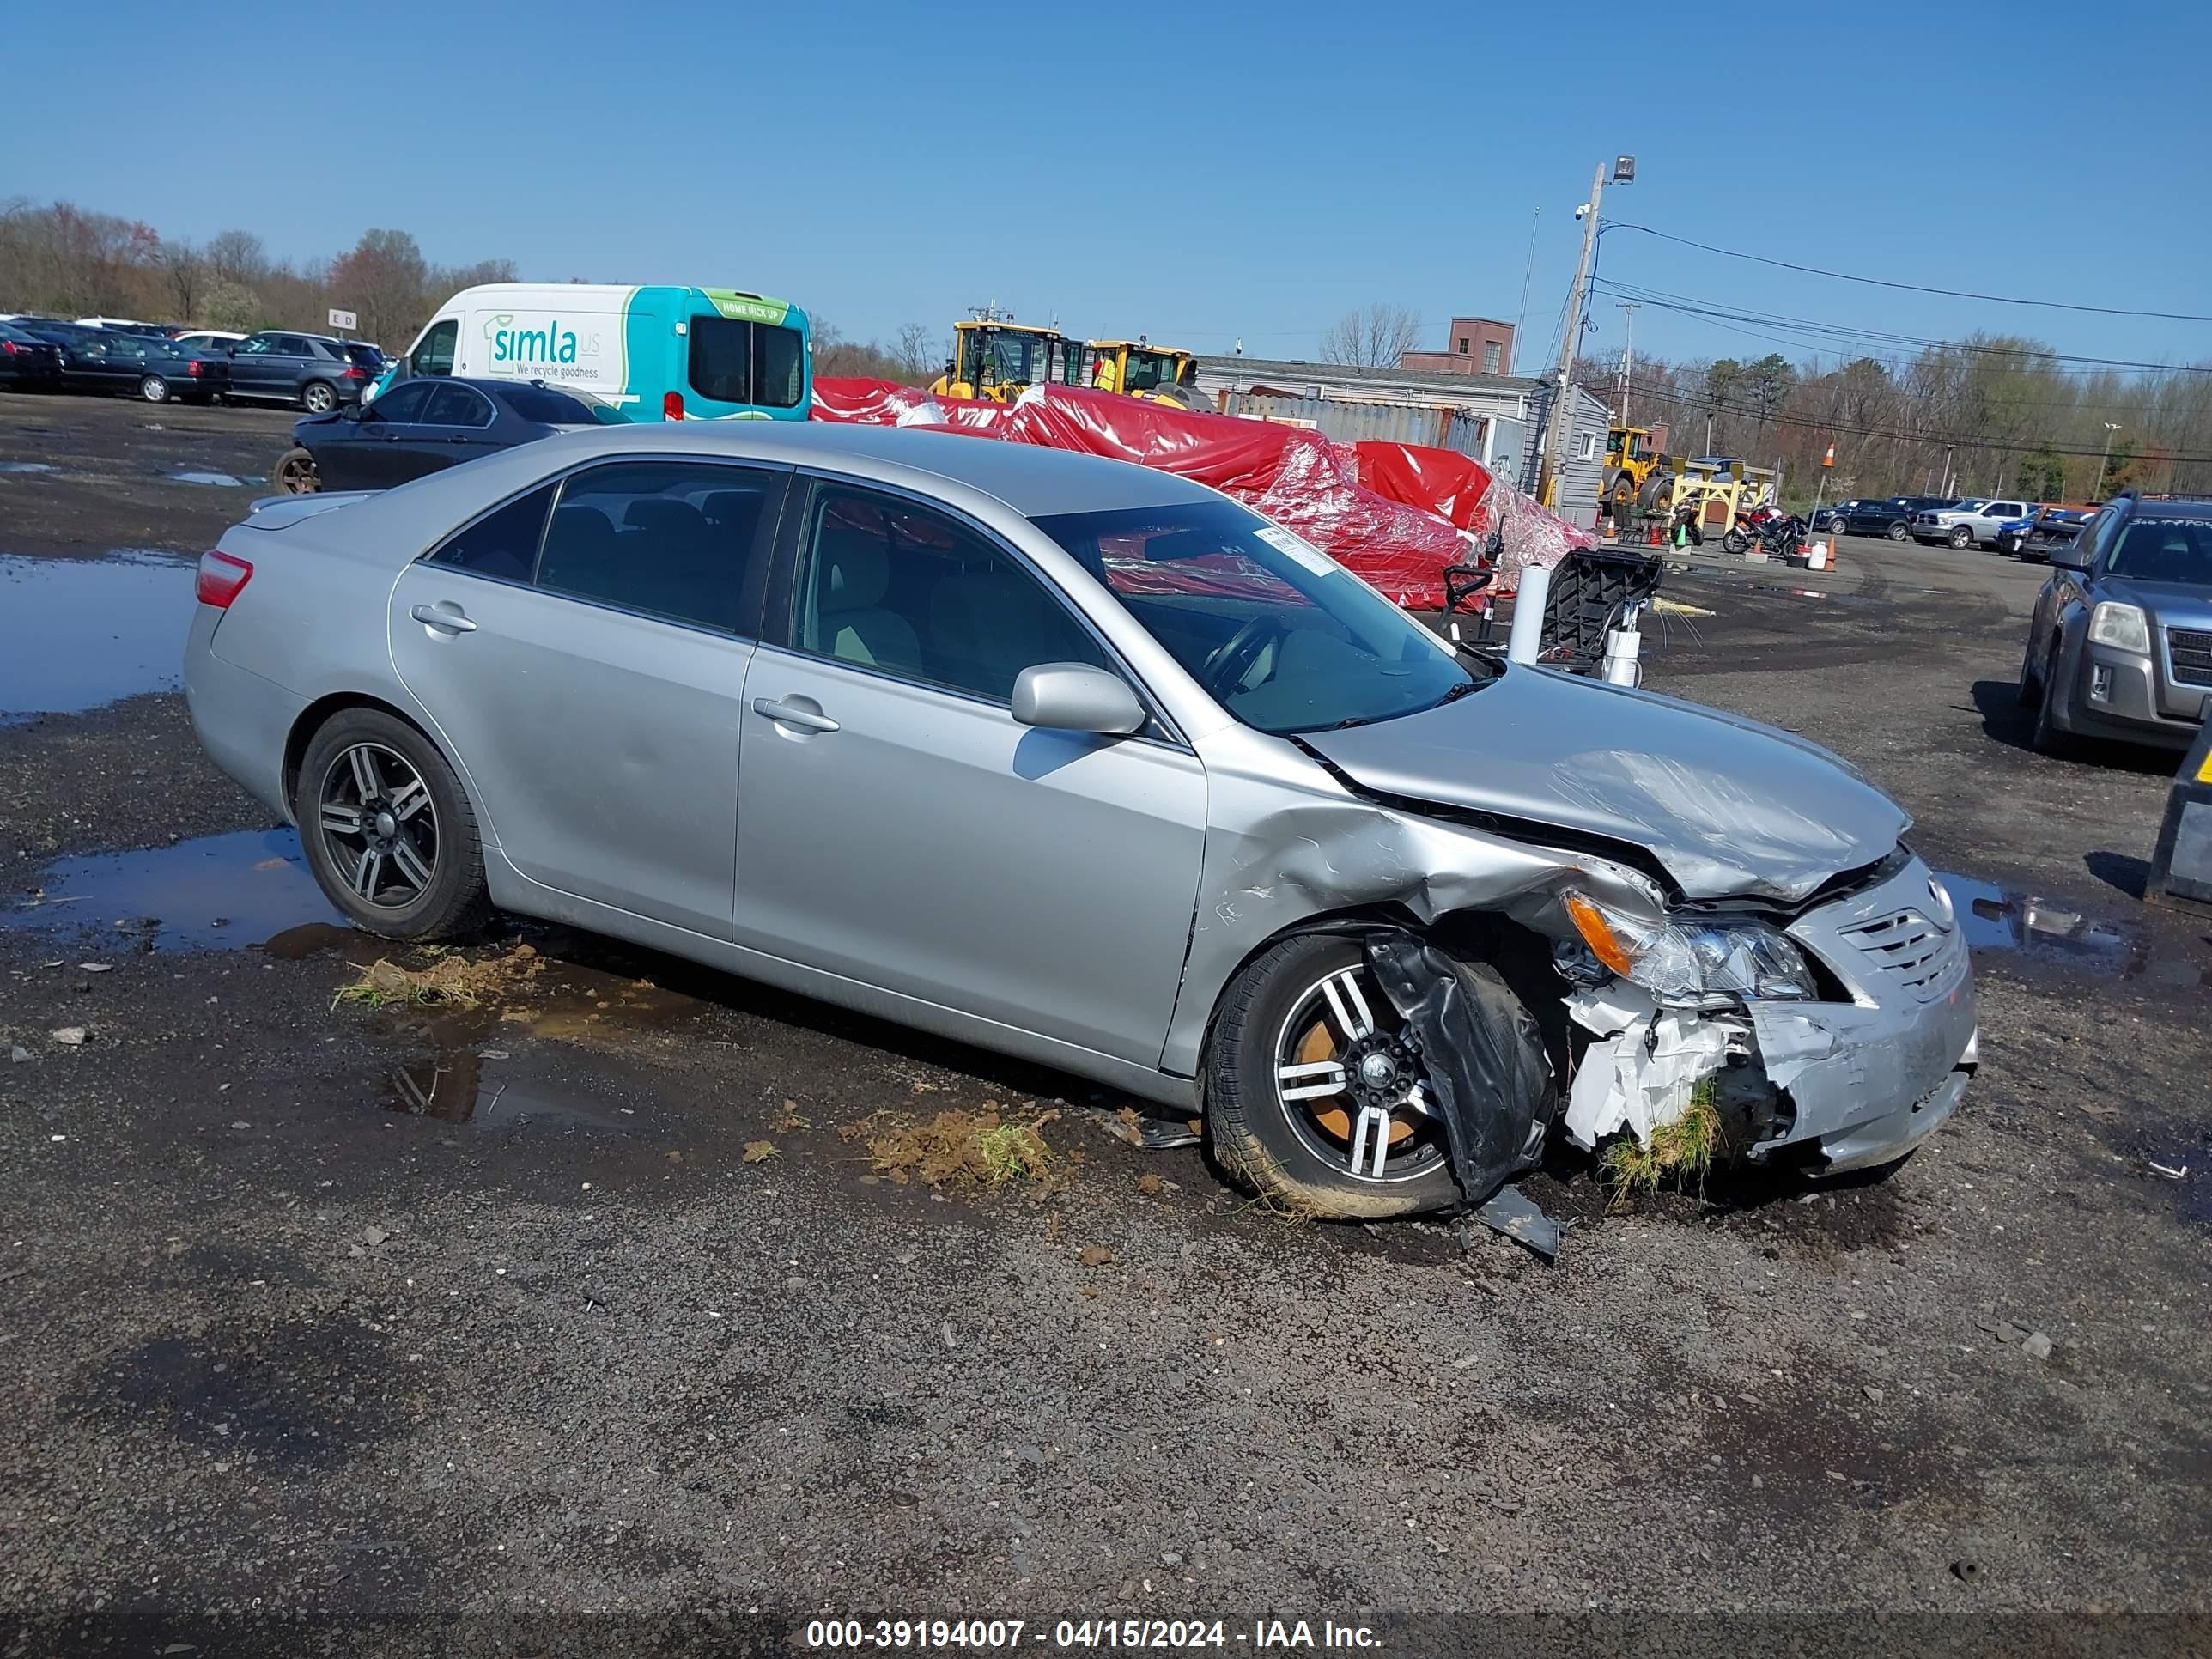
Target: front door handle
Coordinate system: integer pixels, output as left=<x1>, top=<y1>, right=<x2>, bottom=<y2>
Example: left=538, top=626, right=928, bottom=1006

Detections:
left=751, top=696, right=838, bottom=733
left=410, top=602, right=477, bottom=634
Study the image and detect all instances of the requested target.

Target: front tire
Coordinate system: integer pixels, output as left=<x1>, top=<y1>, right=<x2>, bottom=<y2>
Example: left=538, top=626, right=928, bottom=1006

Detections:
left=1948, top=525, right=1972, bottom=549
left=2031, top=645, right=2076, bottom=757
left=295, top=708, right=489, bottom=939
left=272, top=446, right=321, bottom=494
left=301, top=380, right=337, bottom=414
left=139, top=375, right=169, bottom=404
left=1205, top=934, right=1468, bottom=1220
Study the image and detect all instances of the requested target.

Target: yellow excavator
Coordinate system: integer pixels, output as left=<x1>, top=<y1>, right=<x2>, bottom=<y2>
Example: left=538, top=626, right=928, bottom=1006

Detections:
left=929, top=316, right=1080, bottom=403
left=1081, top=339, right=1205, bottom=410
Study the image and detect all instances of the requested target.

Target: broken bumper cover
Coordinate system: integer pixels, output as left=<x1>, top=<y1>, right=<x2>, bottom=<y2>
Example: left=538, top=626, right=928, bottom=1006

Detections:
left=1756, top=855, right=1978, bottom=1172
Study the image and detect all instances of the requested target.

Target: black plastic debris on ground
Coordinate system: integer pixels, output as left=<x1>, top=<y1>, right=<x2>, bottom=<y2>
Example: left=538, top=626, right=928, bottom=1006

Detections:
left=1538, top=545, right=1665, bottom=673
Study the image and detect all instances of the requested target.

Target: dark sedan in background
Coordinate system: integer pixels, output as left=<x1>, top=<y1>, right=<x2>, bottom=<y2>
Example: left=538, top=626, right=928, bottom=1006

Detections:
left=1835, top=495, right=1958, bottom=539
left=0, top=321, right=64, bottom=389
left=272, top=376, right=609, bottom=493
left=226, top=330, right=382, bottom=412
left=9, top=321, right=230, bottom=403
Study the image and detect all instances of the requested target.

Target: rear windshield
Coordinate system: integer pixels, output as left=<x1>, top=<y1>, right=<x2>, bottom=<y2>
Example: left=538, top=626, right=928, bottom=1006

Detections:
left=1034, top=499, right=1486, bottom=735
left=497, top=384, right=603, bottom=424
left=343, top=342, right=385, bottom=369
left=686, top=316, right=805, bottom=409
left=2106, top=516, right=2212, bottom=585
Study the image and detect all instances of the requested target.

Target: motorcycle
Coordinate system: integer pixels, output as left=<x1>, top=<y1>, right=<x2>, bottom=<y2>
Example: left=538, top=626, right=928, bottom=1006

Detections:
left=1723, top=507, right=1806, bottom=558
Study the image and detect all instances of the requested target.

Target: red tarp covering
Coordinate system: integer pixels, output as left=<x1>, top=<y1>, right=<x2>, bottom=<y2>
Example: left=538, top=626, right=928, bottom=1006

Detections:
left=809, top=378, right=1589, bottom=609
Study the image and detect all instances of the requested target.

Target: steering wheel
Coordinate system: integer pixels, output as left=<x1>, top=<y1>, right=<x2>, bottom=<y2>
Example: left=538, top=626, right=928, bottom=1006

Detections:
left=1200, top=614, right=1282, bottom=696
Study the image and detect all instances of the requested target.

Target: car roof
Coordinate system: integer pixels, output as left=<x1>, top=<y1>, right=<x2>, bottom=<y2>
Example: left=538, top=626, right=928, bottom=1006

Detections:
left=516, top=421, right=1223, bottom=516
left=2117, top=495, right=2212, bottom=519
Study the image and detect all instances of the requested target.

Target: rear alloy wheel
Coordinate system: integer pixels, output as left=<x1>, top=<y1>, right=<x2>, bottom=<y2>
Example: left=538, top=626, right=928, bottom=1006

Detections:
left=1205, top=934, right=1463, bottom=1218
left=1948, top=525, right=1973, bottom=549
left=296, top=709, right=489, bottom=939
left=272, top=446, right=321, bottom=494
left=1887, top=520, right=1911, bottom=541
left=301, top=380, right=337, bottom=414
left=139, top=374, right=169, bottom=404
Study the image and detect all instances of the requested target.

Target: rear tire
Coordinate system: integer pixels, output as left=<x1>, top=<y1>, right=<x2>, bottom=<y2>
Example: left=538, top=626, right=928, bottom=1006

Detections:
left=301, top=380, right=337, bottom=414
left=1723, top=529, right=1749, bottom=555
left=295, top=708, right=490, bottom=939
left=1205, top=933, right=1470, bottom=1220
left=139, top=375, right=169, bottom=404
left=1887, top=520, right=1911, bottom=541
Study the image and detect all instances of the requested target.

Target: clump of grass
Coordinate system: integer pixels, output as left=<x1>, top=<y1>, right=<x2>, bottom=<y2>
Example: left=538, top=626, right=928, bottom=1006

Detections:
left=331, top=944, right=544, bottom=1012
left=848, top=1104, right=1065, bottom=1196
left=1601, top=1079, right=1724, bottom=1206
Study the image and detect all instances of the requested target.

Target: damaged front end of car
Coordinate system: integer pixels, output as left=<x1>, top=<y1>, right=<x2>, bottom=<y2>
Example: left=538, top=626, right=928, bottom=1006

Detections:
left=1176, top=666, right=1978, bottom=1239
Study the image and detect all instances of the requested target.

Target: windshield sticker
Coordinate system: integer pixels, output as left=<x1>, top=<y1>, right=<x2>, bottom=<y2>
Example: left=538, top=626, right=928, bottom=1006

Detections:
left=1255, top=525, right=1338, bottom=577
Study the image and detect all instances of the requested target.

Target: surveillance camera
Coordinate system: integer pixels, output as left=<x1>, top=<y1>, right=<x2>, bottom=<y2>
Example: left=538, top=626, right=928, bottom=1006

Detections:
left=1573, top=203, right=1590, bottom=220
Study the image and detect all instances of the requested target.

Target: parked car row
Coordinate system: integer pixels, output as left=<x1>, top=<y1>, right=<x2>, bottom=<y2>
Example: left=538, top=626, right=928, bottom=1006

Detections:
left=0, top=316, right=386, bottom=409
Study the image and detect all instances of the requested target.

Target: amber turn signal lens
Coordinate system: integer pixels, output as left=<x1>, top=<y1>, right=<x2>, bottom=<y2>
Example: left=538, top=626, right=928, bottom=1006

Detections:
left=1564, top=892, right=1636, bottom=976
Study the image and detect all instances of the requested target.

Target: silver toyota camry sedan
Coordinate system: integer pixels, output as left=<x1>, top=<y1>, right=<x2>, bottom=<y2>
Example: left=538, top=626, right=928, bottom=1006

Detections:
left=185, top=422, right=1975, bottom=1218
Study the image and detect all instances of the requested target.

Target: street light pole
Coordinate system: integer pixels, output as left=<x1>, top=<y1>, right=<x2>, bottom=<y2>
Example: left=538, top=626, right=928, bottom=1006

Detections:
left=1536, top=158, right=1630, bottom=510
left=1614, top=301, right=1639, bottom=428
left=2094, top=422, right=2121, bottom=499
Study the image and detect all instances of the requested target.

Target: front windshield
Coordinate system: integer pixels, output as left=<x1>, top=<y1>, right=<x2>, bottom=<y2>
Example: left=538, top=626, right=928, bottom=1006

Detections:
left=2106, top=516, right=2212, bottom=584
left=1033, top=500, right=1484, bottom=735
left=973, top=330, right=1039, bottom=386
left=1123, top=349, right=1176, bottom=391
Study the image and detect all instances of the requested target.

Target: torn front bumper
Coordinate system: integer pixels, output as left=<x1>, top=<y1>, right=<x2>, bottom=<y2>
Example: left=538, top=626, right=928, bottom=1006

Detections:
left=1754, top=855, right=1978, bottom=1172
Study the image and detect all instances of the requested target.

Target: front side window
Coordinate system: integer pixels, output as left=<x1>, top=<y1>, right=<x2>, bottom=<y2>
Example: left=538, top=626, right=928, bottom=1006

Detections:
left=1035, top=500, right=1484, bottom=735
left=422, top=383, right=493, bottom=428
left=538, top=460, right=780, bottom=633
left=427, top=483, right=556, bottom=582
left=410, top=318, right=457, bottom=377
left=237, top=335, right=277, bottom=356
left=368, top=380, right=434, bottom=424
left=790, top=485, right=1109, bottom=699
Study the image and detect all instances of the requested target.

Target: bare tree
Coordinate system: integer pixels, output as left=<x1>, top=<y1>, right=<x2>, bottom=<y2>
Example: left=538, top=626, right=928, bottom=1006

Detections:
left=1319, top=301, right=1424, bottom=370
left=894, top=321, right=939, bottom=384
left=159, top=240, right=204, bottom=321
left=204, top=229, right=266, bottom=287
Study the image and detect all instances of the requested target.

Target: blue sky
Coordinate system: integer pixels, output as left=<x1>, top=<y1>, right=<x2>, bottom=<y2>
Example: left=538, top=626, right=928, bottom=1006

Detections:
left=6, top=0, right=2209, bottom=374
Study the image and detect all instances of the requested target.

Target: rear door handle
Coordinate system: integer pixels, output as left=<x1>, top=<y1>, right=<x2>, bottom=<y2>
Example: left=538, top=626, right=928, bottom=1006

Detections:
left=410, top=602, right=477, bottom=634
left=751, top=696, right=838, bottom=733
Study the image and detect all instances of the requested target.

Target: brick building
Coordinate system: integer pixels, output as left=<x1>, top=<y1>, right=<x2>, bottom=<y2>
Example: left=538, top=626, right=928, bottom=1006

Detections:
left=1400, top=316, right=1515, bottom=378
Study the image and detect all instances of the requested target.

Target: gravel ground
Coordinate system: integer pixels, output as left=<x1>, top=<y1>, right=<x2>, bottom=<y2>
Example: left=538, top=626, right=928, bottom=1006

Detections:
left=2, top=396, right=2208, bottom=1656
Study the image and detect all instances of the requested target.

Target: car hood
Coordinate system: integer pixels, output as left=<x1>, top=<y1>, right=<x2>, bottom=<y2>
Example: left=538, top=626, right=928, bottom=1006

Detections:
left=1298, top=665, right=1910, bottom=903
left=2095, top=576, right=2212, bottom=625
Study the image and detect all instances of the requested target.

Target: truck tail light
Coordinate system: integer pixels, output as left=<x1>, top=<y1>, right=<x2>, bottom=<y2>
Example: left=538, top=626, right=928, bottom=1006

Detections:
left=662, top=391, right=684, bottom=420
left=196, top=550, right=253, bottom=608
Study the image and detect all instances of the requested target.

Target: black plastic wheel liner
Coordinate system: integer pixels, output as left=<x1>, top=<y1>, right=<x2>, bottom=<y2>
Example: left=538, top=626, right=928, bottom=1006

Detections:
left=1362, top=930, right=1557, bottom=1211
left=1537, top=545, right=1665, bottom=673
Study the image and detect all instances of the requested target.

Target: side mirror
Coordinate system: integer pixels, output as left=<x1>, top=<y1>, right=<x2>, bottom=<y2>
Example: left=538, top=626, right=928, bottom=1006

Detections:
left=1011, top=663, right=1146, bottom=737
left=2048, top=538, right=2091, bottom=571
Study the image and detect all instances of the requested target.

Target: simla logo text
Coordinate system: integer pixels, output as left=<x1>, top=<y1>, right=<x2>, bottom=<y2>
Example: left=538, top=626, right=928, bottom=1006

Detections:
left=483, top=313, right=602, bottom=365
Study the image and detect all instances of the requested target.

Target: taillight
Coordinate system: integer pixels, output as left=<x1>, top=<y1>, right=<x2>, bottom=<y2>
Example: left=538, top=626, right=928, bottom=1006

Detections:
left=196, top=550, right=253, bottom=608
left=662, top=390, right=685, bottom=420
left=187, top=360, right=203, bottom=377
left=342, top=366, right=365, bottom=380
left=0, top=340, right=17, bottom=355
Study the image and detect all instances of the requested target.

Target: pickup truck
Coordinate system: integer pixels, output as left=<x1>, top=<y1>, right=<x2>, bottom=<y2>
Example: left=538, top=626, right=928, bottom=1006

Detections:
left=1911, top=497, right=2033, bottom=550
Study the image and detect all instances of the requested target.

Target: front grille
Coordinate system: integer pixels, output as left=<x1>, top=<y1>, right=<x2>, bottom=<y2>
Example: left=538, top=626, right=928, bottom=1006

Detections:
left=2169, top=627, right=2212, bottom=689
left=1837, top=908, right=1955, bottom=1002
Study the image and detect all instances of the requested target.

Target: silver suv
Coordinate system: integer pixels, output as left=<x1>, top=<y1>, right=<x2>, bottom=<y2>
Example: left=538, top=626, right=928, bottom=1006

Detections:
left=2019, top=491, right=2212, bottom=752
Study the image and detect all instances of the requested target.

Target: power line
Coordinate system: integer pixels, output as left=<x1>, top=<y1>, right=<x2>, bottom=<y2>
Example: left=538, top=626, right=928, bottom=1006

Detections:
left=1595, top=280, right=2212, bottom=379
left=1601, top=222, right=2212, bottom=324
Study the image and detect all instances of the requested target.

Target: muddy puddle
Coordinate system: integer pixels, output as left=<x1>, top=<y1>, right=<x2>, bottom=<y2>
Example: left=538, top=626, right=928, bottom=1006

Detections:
left=382, top=1042, right=631, bottom=1133
left=0, top=550, right=198, bottom=720
left=166, top=471, right=246, bottom=489
left=0, top=461, right=57, bottom=475
left=1936, top=871, right=2204, bottom=988
left=3, top=828, right=344, bottom=951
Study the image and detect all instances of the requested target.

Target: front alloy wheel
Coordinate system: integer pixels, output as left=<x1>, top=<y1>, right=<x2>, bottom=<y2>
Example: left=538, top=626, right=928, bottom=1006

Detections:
left=1948, top=525, right=1972, bottom=549
left=1271, top=962, right=1446, bottom=1182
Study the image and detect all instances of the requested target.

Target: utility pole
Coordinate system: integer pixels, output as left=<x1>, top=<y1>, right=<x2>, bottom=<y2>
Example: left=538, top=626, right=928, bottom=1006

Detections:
left=1536, top=159, right=1613, bottom=509
left=1613, top=301, right=1639, bottom=427
left=2094, top=422, right=2121, bottom=498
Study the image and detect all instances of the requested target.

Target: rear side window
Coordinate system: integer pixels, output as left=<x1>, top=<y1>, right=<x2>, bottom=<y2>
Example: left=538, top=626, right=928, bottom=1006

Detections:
left=368, top=380, right=435, bottom=423
left=496, top=384, right=597, bottom=424
left=537, top=460, right=783, bottom=633
left=685, top=317, right=805, bottom=408
left=427, top=482, right=556, bottom=583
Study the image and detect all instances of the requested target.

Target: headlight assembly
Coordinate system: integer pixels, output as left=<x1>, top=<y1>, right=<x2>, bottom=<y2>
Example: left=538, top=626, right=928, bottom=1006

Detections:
left=2087, top=601, right=2151, bottom=654
left=1563, top=890, right=1814, bottom=1001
